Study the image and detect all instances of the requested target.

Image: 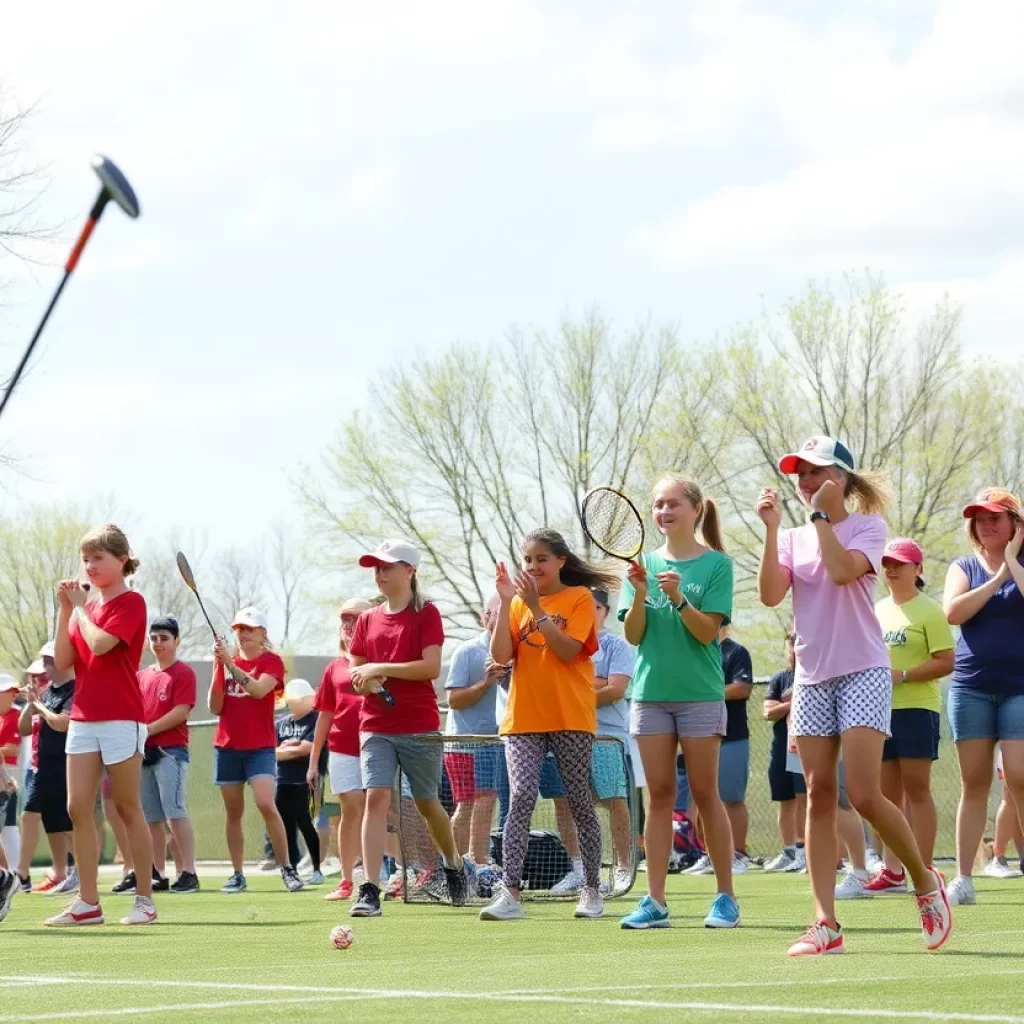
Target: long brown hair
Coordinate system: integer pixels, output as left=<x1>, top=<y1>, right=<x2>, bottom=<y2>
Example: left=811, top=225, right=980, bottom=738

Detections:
left=651, top=473, right=724, bottom=552
left=523, top=528, right=620, bottom=591
left=841, top=468, right=891, bottom=517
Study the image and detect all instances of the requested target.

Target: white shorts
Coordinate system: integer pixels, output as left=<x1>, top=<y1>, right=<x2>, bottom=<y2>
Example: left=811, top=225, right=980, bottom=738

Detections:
left=328, top=751, right=363, bottom=795
left=66, top=720, right=147, bottom=766
left=628, top=736, right=647, bottom=789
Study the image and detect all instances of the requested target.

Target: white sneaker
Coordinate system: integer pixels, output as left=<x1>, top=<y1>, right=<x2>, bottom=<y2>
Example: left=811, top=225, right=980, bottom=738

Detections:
left=982, top=857, right=1018, bottom=880
left=947, top=875, right=976, bottom=906
left=297, top=854, right=313, bottom=874
left=865, top=849, right=884, bottom=875
left=834, top=871, right=871, bottom=900
left=613, top=866, right=632, bottom=893
left=550, top=869, right=584, bottom=894
left=45, top=897, right=104, bottom=927
left=48, top=868, right=79, bottom=897
left=732, top=854, right=749, bottom=875
left=321, top=856, right=342, bottom=877
left=479, top=886, right=524, bottom=921
left=684, top=854, right=713, bottom=876
left=784, top=848, right=807, bottom=873
left=764, top=851, right=795, bottom=873
left=120, top=895, right=158, bottom=926
left=574, top=886, right=604, bottom=918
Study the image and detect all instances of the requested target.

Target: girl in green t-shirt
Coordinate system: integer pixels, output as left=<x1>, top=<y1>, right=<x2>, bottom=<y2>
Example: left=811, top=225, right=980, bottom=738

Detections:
left=618, top=473, right=738, bottom=932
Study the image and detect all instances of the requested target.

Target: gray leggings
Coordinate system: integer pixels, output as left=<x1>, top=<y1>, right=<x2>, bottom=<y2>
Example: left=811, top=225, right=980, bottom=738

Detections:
left=502, top=732, right=602, bottom=890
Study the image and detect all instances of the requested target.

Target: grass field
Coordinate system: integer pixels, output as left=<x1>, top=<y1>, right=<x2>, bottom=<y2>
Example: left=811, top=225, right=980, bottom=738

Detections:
left=3, top=870, right=1023, bottom=1023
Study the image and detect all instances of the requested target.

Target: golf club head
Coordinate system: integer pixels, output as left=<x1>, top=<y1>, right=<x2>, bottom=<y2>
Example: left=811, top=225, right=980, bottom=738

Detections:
left=175, top=551, right=198, bottom=591
left=91, top=155, right=140, bottom=218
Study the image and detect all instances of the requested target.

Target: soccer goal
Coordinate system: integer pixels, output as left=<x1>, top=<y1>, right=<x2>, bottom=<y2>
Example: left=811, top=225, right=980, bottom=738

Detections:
left=391, top=734, right=640, bottom=905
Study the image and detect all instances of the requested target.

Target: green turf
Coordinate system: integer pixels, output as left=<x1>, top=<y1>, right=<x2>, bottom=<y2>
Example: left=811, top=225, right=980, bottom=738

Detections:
left=3, top=871, right=1023, bottom=1022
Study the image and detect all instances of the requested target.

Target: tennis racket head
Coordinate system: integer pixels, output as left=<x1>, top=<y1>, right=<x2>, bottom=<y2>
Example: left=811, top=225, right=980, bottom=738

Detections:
left=581, top=486, right=645, bottom=562
left=175, top=551, right=198, bottom=592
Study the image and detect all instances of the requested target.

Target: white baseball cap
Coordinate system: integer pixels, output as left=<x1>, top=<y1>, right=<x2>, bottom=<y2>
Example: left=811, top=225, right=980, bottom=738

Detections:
left=359, top=539, right=420, bottom=569
left=40, top=641, right=56, bottom=659
left=0, top=674, right=20, bottom=692
left=284, top=678, right=315, bottom=700
left=231, top=606, right=269, bottom=631
left=778, top=436, right=856, bottom=475
left=27, top=659, right=46, bottom=676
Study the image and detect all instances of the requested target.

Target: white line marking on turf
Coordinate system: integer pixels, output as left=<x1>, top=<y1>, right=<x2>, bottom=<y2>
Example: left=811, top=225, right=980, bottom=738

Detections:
left=2, top=979, right=1024, bottom=1024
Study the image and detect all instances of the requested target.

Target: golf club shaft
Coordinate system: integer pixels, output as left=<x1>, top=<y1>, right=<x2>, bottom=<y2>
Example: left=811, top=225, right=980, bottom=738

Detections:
left=0, top=194, right=108, bottom=424
left=193, top=591, right=217, bottom=638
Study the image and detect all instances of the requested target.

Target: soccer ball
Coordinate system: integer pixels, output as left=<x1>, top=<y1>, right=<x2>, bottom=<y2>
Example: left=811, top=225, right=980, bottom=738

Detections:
left=330, top=925, right=354, bottom=950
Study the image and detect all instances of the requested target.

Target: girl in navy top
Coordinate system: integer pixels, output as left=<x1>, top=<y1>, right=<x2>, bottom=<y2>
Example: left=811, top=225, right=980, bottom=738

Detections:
left=943, top=487, right=1024, bottom=907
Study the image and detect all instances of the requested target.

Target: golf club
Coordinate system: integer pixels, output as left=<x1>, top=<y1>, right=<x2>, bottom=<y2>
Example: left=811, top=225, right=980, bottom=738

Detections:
left=0, top=154, right=140, bottom=423
left=175, top=551, right=217, bottom=639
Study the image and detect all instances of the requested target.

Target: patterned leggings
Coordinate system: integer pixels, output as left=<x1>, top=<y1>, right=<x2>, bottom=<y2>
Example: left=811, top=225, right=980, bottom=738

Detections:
left=502, top=731, right=602, bottom=890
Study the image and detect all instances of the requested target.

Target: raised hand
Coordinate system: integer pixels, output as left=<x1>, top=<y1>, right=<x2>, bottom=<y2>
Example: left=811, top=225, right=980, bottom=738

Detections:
left=656, top=570, right=683, bottom=606
left=810, top=479, right=841, bottom=511
left=494, top=561, right=515, bottom=602
left=513, top=571, right=543, bottom=615
left=756, top=488, right=782, bottom=528
left=626, top=559, right=649, bottom=599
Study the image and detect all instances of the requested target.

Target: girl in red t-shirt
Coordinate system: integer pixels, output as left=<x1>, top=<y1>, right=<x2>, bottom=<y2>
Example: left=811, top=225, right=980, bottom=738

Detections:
left=347, top=539, right=467, bottom=918
left=208, top=606, right=303, bottom=894
left=308, top=597, right=372, bottom=902
left=49, top=524, right=154, bottom=928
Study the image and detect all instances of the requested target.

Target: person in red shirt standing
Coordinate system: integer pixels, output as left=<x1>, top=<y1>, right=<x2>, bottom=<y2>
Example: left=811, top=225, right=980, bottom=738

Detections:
left=348, top=540, right=468, bottom=918
left=308, top=597, right=372, bottom=902
left=0, top=675, right=23, bottom=876
left=138, top=617, right=199, bottom=895
left=48, top=524, right=155, bottom=928
left=209, top=607, right=303, bottom=894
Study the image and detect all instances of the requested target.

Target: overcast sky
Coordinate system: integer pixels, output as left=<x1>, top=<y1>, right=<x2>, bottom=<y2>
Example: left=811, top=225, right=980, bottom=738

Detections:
left=0, top=0, right=1021, bottom=558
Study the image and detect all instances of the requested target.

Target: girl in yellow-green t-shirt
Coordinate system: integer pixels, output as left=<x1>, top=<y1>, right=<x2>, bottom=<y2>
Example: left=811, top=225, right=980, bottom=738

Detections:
left=870, top=537, right=955, bottom=891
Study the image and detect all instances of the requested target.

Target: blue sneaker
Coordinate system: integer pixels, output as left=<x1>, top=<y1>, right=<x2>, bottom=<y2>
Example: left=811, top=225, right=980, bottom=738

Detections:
left=704, top=892, right=740, bottom=929
left=620, top=894, right=670, bottom=930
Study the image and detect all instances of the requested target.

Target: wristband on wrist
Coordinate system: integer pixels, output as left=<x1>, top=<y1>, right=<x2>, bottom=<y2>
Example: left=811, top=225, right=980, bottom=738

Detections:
left=535, top=614, right=550, bottom=625
left=673, top=596, right=688, bottom=612
left=809, top=510, right=830, bottom=524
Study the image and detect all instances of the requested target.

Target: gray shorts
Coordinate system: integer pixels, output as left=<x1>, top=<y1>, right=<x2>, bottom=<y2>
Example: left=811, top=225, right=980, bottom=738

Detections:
left=631, top=701, right=727, bottom=739
left=140, top=748, right=189, bottom=823
left=360, top=732, right=442, bottom=800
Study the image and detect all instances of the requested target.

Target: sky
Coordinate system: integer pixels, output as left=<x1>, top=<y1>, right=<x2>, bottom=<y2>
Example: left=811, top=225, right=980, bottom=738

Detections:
left=0, top=0, right=1022, bottom=563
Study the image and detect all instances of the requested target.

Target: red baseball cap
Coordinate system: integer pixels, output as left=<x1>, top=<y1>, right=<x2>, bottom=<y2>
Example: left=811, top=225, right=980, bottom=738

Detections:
left=882, top=538, right=923, bottom=566
left=962, top=487, right=1022, bottom=519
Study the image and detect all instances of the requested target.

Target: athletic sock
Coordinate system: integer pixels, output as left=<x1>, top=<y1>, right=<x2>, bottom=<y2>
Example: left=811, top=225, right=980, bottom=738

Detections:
left=571, top=858, right=584, bottom=876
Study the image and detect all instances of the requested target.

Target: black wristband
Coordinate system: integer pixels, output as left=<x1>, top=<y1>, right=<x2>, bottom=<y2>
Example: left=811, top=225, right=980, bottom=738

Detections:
left=809, top=510, right=830, bottom=524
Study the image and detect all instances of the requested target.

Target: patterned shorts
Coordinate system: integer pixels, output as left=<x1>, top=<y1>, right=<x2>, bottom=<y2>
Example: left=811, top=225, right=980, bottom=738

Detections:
left=790, top=668, right=892, bottom=738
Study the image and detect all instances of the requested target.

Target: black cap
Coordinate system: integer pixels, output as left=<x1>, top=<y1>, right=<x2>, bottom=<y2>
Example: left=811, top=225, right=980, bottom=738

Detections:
left=591, top=588, right=610, bottom=608
left=150, top=616, right=180, bottom=638
left=720, top=615, right=731, bottom=628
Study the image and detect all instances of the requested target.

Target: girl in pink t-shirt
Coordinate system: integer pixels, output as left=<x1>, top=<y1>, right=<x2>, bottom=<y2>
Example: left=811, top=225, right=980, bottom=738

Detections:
left=756, top=435, right=950, bottom=958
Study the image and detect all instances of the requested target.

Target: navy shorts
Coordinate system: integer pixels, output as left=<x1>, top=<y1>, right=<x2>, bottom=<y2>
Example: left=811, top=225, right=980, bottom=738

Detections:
left=883, top=708, right=940, bottom=762
left=214, top=747, right=277, bottom=786
left=24, top=769, right=73, bottom=834
left=768, top=743, right=797, bottom=802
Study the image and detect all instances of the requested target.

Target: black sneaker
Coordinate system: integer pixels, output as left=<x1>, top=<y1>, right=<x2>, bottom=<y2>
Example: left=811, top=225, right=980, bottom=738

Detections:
left=170, top=871, right=200, bottom=894
left=0, top=869, right=17, bottom=923
left=445, top=863, right=469, bottom=907
left=19, top=875, right=31, bottom=893
left=111, top=871, right=137, bottom=894
left=152, top=867, right=171, bottom=893
left=350, top=882, right=382, bottom=917
left=281, top=866, right=304, bottom=893
left=221, top=871, right=247, bottom=894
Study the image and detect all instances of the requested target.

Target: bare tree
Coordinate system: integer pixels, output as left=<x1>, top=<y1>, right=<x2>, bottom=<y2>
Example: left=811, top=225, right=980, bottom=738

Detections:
left=266, top=521, right=324, bottom=648
left=209, top=547, right=266, bottom=631
left=133, top=537, right=212, bottom=657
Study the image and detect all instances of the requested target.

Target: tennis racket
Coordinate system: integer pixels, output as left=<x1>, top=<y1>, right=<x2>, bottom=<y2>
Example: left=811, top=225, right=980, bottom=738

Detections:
left=580, top=486, right=645, bottom=563
left=175, top=551, right=217, bottom=639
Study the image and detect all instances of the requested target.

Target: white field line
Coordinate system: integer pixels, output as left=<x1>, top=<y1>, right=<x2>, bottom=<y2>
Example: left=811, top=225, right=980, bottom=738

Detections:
left=0, top=992, right=1022, bottom=1024
left=1, top=977, right=1024, bottom=1023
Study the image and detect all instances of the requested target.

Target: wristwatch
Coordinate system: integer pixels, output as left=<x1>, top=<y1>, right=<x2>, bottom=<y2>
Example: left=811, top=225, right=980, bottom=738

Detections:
left=809, top=510, right=830, bottom=524
left=673, top=595, right=689, bottom=612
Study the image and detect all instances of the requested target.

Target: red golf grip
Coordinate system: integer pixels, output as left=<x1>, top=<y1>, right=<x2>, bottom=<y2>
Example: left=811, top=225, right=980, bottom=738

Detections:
left=65, top=217, right=97, bottom=274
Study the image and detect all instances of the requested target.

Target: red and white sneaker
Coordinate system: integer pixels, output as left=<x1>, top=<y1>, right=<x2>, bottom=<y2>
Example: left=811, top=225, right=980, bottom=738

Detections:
left=788, top=920, right=845, bottom=957
left=44, top=898, right=104, bottom=927
left=121, top=895, right=158, bottom=926
left=864, top=868, right=907, bottom=894
left=32, top=875, right=62, bottom=894
left=324, top=879, right=354, bottom=902
left=917, top=872, right=952, bottom=952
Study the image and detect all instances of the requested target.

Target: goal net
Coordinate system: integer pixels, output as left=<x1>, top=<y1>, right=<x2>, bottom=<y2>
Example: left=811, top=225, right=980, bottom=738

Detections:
left=390, top=734, right=639, bottom=905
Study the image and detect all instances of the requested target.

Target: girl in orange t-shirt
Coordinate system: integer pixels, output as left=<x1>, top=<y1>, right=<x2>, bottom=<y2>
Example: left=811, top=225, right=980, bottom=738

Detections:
left=480, top=528, right=618, bottom=923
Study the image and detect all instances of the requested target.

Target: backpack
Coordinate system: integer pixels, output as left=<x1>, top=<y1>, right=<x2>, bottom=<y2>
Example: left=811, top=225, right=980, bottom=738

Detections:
left=670, top=811, right=704, bottom=872
left=490, top=829, right=572, bottom=890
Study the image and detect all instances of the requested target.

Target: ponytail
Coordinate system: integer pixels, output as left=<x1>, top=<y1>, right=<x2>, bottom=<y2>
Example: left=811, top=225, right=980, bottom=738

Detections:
left=410, top=572, right=426, bottom=613
left=842, top=469, right=891, bottom=517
